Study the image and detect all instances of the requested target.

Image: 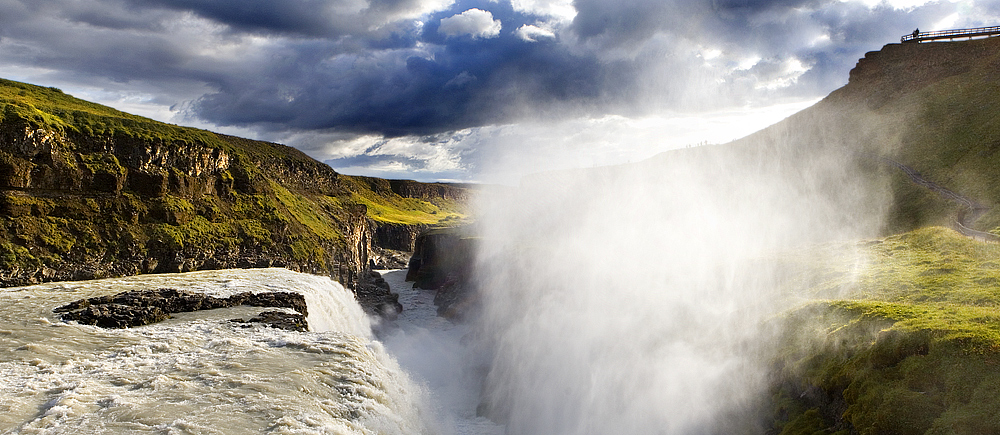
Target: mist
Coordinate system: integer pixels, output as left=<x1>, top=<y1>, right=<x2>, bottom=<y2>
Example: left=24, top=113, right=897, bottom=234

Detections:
left=466, top=116, right=891, bottom=434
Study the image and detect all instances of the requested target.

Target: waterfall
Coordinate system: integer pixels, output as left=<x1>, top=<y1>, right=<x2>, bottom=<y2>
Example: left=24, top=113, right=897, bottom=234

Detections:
left=0, top=268, right=436, bottom=434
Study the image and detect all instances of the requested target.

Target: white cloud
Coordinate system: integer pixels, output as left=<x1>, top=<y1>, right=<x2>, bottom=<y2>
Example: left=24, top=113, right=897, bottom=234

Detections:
left=438, top=8, right=502, bottom=39
left=515, top=24, right=557, bottom=42
left=932, top=12, right=960, bottom=30
left=852, top=0, right=940, bottom=9
left=510, top=0, right=577, bottom=21
left=753, top=57, right=811, bottom=90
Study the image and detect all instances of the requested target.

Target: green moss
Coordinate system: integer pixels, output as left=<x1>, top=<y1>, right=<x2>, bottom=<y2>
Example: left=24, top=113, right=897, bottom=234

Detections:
left=8, top=216, right=75, bottom=254
left=156, top=196, right=194, bottom=215
left=778, top=409, right=840, bottom=435
left=150, top=223, right=185, bottom=251
left=150, top=216, right=242, bottom=252
left=271, top=181, right=340, bottom=242
left=230, top=193, right=288, bottom=224
left=290, top=238, right=325, bottom=262
left=0, top=239, right=34, bottom=268
left=0, top=193, right=55, bottom=217
left=235, top=220, right=272, bottom=247
left=79, top=153, right=126, bottom=177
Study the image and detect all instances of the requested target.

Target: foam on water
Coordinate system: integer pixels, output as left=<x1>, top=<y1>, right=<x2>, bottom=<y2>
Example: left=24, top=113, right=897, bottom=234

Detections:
left=0, top=268, right=435, bottom=434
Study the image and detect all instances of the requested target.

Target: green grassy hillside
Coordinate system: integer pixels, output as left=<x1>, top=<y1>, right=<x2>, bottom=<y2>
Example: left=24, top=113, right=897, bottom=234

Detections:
left=740, top=38, right=1000, bottom=435
left=770, top=227, right=1000, bottom=435
left=0, top=77, right=469, bottom=287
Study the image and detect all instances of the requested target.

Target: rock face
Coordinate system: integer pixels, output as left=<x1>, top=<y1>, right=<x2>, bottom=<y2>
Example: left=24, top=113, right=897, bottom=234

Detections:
left=370, top=248, right=410, bottom=269
left=405, top=227, right=478, bottom=319
left=54, top=288, right=309, bottom=329
left=838, top=39, right=994, bottom=110
left=388, top=180, right=471, bottom=202
left=373, top=223, right=426, bottom=252
left=0, top=122, right=367, bottom=286
left=60, top=304, right=171, bottom=329
left=355, top=270, right=403, bottom=318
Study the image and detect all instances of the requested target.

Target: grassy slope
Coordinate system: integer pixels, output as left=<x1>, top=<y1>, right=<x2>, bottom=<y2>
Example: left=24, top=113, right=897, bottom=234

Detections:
left=0, top=77, right=467, bottom=225
left=339, top=175, right=467, bottom=226
left=0, top=79, right=220, bottom=146
left=757, top=38, right=1000, bottom=435
left=0, top=78, right=467, bottom=279
left=771, top=228, right=1000, bottom=435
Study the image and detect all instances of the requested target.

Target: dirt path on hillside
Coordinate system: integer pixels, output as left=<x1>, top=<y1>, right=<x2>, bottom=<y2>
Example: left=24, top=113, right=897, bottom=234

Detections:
left=878, top=157, right=999, bottom=242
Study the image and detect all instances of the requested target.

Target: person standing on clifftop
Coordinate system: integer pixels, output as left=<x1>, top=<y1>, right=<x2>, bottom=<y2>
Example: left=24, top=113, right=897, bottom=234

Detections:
left=913, top=28, right=920, bottom=38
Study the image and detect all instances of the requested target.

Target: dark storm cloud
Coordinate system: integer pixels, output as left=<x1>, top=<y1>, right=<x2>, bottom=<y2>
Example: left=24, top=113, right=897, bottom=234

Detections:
left=186, top=0, right=618, bottom=137
left=131, top=0, right=445, bottom=37
left=134, top=0, right=356, bottom=37
left=0, top=0, right=982, bottom=140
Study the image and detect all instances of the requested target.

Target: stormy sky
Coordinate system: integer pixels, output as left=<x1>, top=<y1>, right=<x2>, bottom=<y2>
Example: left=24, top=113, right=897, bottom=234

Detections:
left=1, top=0, right=996, bottom=182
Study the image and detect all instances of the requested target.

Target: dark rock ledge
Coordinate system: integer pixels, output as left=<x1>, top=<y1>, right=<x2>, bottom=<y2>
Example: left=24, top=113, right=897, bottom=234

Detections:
left=54, top=288, right=309, bottom=331
left=232, top=310, right=309, bottom=332
left=405, top=227, right=477, bottom=319
left=356, top=270, right=403, bottom=319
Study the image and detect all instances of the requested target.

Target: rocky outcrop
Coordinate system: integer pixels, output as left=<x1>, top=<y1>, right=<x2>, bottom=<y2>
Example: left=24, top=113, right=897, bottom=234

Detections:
left=370, top=247, right=411, bottom=269
left=834, top=38, right=997, bottom=110
left=54, top=288, right=308, bottom=329
left=232, top=311, right=309, bottom=332
left=388, top=180, right=471, bottom=202
left=355, top=270, right=403, bottom=318
left=405, top=226, right=478, bottom=318
left=406, top=227, right=473, bottom=287
left=372, top=222, right=425, bottom=252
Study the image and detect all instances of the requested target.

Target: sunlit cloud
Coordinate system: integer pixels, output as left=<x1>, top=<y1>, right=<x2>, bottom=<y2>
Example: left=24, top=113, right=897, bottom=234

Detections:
left=438, top=8, right=502, bottom=39
left=514, top=24, right=556, bottom=41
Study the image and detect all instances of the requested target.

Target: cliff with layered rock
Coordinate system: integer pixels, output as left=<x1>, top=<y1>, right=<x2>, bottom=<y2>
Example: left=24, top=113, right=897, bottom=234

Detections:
left=0, top=78, right=471, bottom=313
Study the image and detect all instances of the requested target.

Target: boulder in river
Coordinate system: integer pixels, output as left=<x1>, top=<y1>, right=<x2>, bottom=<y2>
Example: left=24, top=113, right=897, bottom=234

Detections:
left=231, top=310, right=309, bottom=332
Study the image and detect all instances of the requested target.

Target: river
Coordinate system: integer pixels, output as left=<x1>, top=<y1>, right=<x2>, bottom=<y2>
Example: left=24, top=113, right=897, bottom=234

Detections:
left=0, top=268, right=500, bottom=434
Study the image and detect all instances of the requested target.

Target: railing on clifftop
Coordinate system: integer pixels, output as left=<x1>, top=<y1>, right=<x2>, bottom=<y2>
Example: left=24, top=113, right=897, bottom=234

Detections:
left=902, top=25, right=1000, bottom=43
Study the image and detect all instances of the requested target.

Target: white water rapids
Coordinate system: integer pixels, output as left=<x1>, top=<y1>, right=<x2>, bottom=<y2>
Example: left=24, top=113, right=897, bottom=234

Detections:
left=0, top=268, right=499, bottom=435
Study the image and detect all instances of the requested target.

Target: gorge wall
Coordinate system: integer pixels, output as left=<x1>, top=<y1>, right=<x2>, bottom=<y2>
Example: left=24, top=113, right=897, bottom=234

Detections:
left=0, top=79, right=471, bottom=314
left=0, top=121, right=369, bottom=286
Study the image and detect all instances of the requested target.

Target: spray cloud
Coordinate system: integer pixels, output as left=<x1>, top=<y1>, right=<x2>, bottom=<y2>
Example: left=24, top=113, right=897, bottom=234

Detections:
left=468, top=115, right=890, bottom=434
